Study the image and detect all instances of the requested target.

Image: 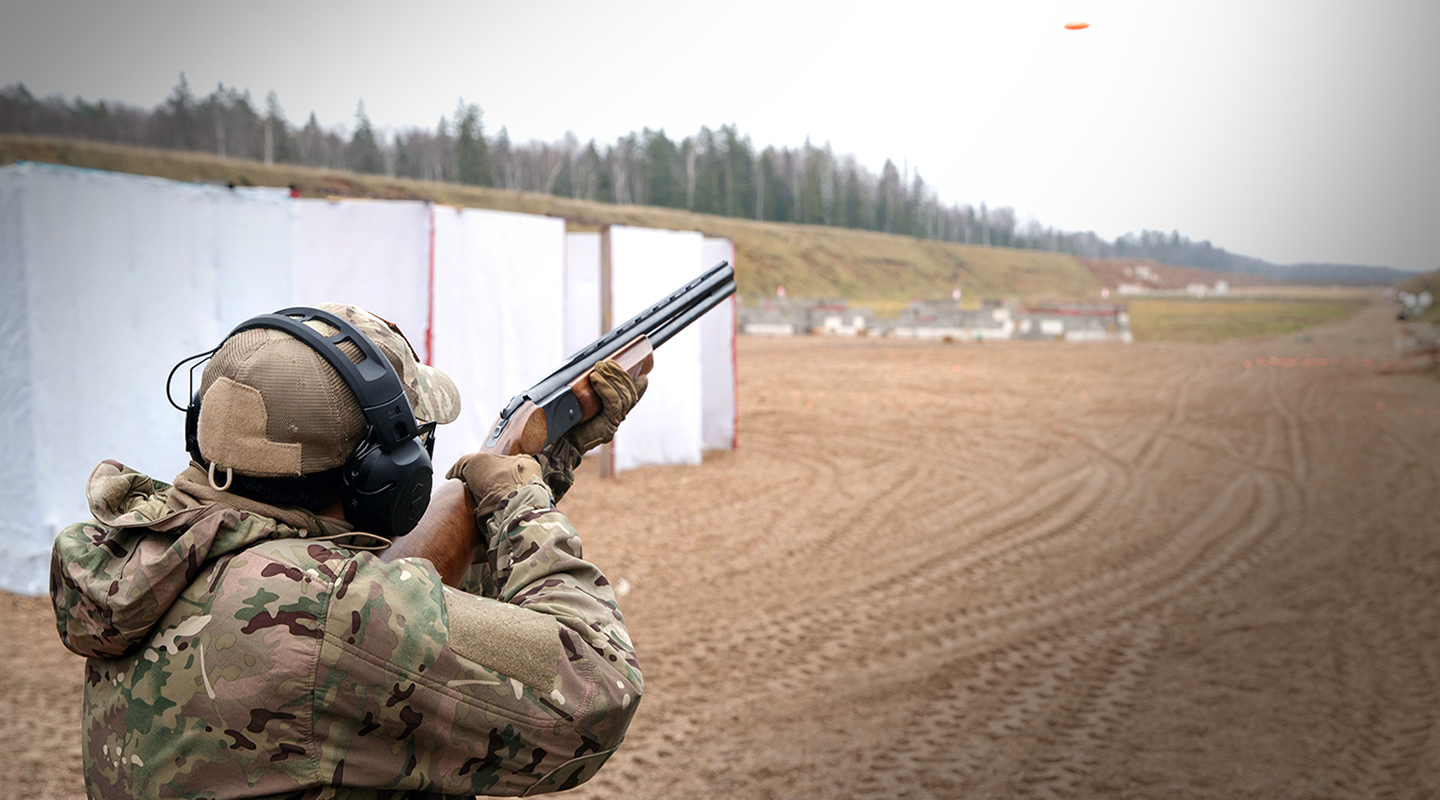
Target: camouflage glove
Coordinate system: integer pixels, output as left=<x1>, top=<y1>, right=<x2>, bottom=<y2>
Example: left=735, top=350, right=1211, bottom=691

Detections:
left=566, top=359, right=648, bottom=453
left=536, top=436, right=583, bottom=503
left=445, top=453, right=544, bottom=519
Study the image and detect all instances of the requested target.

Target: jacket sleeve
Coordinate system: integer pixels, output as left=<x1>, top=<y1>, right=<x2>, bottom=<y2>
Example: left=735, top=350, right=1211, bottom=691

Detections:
left=314, top=480, right=642, bottom=796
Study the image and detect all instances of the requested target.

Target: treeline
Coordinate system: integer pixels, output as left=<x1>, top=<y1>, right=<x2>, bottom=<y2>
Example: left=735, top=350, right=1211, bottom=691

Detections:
left=0, top=77, right=1099, bottom=251
left=1115, top=229, right=1270, bottom=274
left=0, top=77, right=1398, bottom=279
left=1115, top=229, right=1413, bottom=284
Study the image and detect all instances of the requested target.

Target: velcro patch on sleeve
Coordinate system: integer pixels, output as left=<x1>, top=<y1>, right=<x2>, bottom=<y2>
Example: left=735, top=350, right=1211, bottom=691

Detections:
left=443, top=588, right=561, bottom=692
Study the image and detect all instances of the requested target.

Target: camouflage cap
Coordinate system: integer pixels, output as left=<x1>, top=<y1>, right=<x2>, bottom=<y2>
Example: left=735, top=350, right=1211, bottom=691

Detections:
left=196, top=303, right=461, bottom=478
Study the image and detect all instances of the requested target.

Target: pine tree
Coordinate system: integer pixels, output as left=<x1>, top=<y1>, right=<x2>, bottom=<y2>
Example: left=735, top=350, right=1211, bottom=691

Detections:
left=689, top=127, right=719, bottom=214
left=432, top=116, right=453, bottom=182
left=69, top=96, right=117, bottom=142
left=348, top=100, right=382, bottom=174
left=589, top=140, right=614, bottom=202
left=799, top=138, right=825, bottom=225
left=0, top=83, right=41, bottom=134
left=876, top=159, right=900, bottom=233
left=454, top=100, right=493, bottom=187
left=393, top=132, right=415, bottom=179
left=643, top=128, right=683, bottom=208
left=610, top=133, right=635, bottom=203
left=160, top=73, right=197, bottom=150
left=492, top=126, right=512, bottom=189
left=202, top=85, right=260, bottom=160
left=758, top=148, right=794, bottom=223
left=721, top=124, right=755, bottom=219
left=843, top=167, right=865, bottom=229
left=547, top=133, right=579, bottom=197
left=296, top=112, right=322, bottom=167
left=263, top=91, right=296, bottom=164
left=903, top=172, right=926, bottom=237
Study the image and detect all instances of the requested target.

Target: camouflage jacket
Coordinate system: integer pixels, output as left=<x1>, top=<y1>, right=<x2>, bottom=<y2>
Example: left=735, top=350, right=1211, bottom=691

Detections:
left=50, top=460, right=642, bottom=799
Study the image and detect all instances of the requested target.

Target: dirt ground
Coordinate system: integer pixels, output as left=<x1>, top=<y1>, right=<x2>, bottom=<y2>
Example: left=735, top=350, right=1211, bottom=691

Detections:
left=5, top=299, right=1438, bottom=798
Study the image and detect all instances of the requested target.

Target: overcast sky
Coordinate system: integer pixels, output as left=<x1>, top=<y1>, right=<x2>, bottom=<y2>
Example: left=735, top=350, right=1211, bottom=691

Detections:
left=3, top=0, right=1436, bottom=272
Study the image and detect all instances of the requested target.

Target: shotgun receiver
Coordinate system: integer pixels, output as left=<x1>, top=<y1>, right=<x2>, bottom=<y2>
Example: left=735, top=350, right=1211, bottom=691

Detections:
left=480, top=260, right=736, bottom=455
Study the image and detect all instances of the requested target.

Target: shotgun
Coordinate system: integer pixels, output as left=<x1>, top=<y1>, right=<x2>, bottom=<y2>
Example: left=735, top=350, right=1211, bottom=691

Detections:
left=480, top=260, right=736, bottom=455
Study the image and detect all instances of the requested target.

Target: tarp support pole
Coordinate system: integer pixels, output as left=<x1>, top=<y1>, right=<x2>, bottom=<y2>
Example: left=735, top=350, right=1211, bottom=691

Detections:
left=600, top=224, right=614, bottom=478
left=425, top=202, right=436, bottom=366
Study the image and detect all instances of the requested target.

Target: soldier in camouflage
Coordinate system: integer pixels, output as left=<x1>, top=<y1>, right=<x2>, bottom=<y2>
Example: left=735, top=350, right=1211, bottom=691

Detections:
left=49, top=303, right=644, bottom=798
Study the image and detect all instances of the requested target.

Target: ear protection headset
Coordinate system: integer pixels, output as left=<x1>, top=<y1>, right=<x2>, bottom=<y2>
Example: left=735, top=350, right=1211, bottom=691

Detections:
left=174, top=307, right=435, bottom=538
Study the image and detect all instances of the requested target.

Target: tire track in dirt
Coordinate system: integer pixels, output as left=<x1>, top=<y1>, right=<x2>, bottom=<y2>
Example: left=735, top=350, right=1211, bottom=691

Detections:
left=12, top=303, right=1437, bottom=798
left=630, top=437, right=1296, bottom=794
left=648, top=461, right=1124, bottom=711
left=660, top=360, right=1255, bottom=791
left=1009, top=613, right=1171, bottom=797
left=1323, top=497, right=1440, bottom=798
left=555, top=302, right=1440, bottom=799
left=858, top=470, right=1287, bottom=685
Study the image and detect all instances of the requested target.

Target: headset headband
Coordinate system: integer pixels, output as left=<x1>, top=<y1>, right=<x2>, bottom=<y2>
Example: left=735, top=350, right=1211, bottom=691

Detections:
left=228, top=307, right=420, bottom=450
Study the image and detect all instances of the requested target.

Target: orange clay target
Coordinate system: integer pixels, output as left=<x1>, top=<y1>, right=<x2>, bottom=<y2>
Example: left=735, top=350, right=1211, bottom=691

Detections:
left=1065, top=21, right=1090, bottom=30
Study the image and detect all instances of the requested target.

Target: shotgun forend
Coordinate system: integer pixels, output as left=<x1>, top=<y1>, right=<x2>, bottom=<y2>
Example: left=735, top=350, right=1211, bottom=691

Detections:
left=480, top=260, right=737, bottom=456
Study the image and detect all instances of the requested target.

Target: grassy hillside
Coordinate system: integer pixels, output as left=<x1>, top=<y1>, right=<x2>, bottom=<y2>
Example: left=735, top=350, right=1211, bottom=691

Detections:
left=1128, top=297, right=1369, bottom=342
left=0, top=135, right=1103, bottom=303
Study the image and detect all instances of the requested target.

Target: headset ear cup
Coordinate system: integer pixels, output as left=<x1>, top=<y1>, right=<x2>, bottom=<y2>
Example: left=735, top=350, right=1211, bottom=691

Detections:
left=185, top=395, right=205, bottom=465
left=341, top=434, right=433, bottom=537
left=200, top=307, right=434, bottom=537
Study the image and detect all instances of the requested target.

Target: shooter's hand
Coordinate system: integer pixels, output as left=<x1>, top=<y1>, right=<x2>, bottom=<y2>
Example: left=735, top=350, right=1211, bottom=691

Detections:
left=566, top=359, right=647, bottom=452
left=536, top=359, right=647, bottom=503
left=446, top=453, right=543, bottom=519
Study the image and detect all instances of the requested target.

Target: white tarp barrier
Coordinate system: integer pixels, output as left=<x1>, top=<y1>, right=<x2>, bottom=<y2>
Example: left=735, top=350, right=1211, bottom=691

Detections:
left=0, top=166, right=35, bottom=595
left=429, top=206, right=566, bottom=473
left=0, top=163, right=293, bottom=594
left=564, top=232, right=602, bottom=358
left=701, top=238, right=738, bottom=451
left=291, top=199, right=433, bottom=362
left=608, top=226, right=705, bottom=473
left=0, top=164, right=731, bottom=594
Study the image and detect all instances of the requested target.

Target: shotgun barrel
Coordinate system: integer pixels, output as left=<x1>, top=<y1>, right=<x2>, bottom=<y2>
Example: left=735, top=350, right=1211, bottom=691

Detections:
left=481, top=260, right=736, bottom=455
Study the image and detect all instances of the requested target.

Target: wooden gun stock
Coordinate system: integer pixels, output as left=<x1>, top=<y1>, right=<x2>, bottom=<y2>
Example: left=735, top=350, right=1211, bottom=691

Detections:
left=379, top=479, right=478, bottom=586
left=475, top=259, right=733, bottom=459
left=479, top=336, right=655, bottom=456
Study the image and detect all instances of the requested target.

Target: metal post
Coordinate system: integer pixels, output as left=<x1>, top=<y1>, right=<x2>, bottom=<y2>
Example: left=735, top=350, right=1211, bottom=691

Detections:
left=599, top=224, right=614, bottom=478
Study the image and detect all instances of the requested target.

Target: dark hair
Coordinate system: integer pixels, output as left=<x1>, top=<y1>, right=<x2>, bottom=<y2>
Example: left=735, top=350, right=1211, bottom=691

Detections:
left=226, top=468, right=345, bottom=513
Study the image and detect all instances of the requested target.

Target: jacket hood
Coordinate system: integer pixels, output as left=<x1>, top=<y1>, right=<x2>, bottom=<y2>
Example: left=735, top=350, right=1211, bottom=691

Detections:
left=50, top=460, right=363, bottom=659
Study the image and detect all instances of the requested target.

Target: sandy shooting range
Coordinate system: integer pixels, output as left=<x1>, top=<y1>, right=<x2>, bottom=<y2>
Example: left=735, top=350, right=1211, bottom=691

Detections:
left=4, top=298, right=1438, bottom=798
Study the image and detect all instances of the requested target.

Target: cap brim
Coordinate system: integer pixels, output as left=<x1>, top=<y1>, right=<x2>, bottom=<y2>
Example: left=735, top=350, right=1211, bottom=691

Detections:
left=413, top=363, right=461, bottom=425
